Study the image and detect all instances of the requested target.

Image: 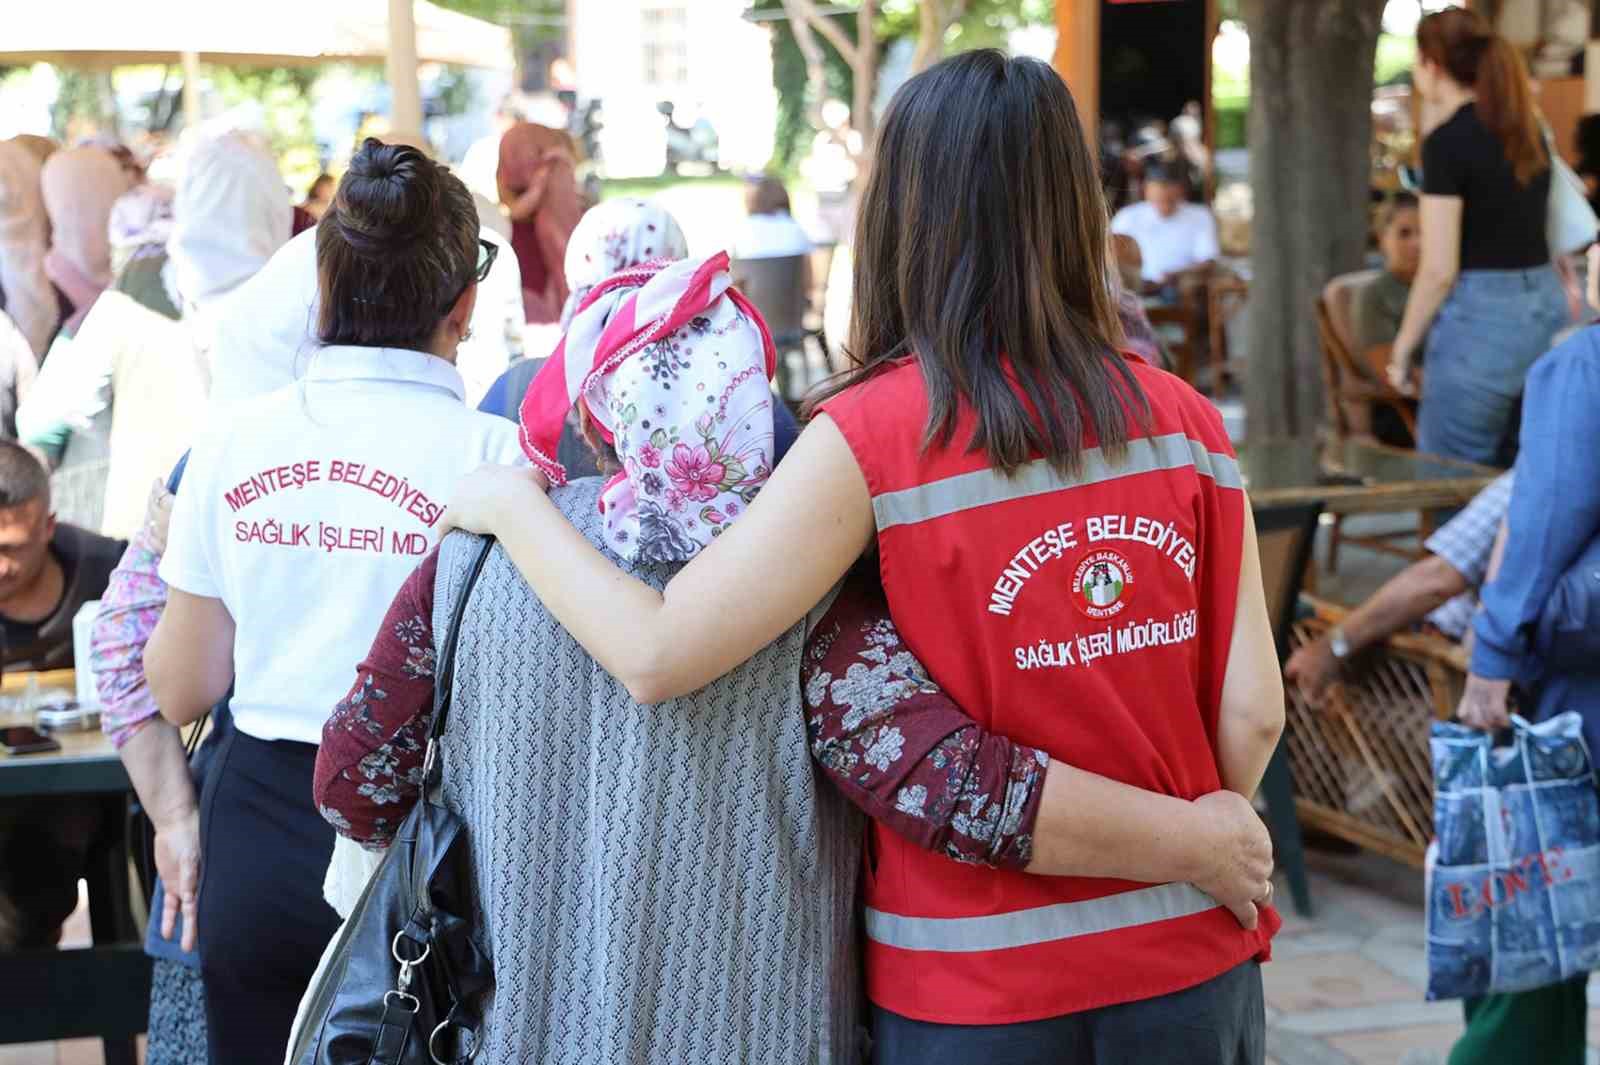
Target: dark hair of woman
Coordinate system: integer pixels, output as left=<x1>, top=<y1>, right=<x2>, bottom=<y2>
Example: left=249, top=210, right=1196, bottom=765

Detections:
left=315, top=138, right=480, bottom=350
left=807, top=49, right=1144, bottom=477
left=746, top=176, right=791, bottom=216
left=1417, top=8, right=1546, bottom=185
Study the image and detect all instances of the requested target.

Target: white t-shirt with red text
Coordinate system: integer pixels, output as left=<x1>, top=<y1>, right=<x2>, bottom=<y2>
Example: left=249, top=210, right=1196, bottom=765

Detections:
left=161, top=345, right=523, bottom=744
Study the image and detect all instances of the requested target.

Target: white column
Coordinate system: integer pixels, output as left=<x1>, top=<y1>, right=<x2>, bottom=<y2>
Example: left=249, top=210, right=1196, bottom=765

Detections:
left=387, top=0, right=424, bottom=139
left=181, top=50, right=202, bottom=126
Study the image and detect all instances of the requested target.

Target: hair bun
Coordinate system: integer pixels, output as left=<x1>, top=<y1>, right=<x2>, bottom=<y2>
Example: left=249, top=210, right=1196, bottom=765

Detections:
left=330, top=138, right=441, bottom=256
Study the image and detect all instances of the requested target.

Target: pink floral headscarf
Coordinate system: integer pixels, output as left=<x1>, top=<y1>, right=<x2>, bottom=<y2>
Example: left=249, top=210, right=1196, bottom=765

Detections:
left=520, top=252, right=779, bottom=563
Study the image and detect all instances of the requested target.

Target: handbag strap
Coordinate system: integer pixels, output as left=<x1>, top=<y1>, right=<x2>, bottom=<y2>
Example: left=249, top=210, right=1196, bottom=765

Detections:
left=423, top=534, right=497, bottom=787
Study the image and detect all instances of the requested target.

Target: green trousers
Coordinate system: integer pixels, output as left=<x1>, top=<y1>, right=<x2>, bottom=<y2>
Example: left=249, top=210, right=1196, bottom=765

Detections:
left=1448, top=976, right=1588, bottom=1065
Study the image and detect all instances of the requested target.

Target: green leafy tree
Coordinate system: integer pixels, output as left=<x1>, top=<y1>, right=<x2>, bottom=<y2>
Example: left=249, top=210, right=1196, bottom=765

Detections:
left=429, top=0, right=567, bottom=90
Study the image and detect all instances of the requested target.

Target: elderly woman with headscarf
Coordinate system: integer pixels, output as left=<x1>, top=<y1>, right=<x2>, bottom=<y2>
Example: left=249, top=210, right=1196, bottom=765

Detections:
left=18, top=131, right=290, bottom=535
left=310, top=253, right=864, bottom=1062
left=40, top=146, right=136, bottom=337
left=0, top=139, right=57, bottom=364
left=497, top=120, right=585, bottom=324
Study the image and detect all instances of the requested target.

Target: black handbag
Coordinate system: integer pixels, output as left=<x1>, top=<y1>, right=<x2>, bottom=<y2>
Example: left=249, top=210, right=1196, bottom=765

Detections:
left=290, top=536, right=497, bottom=1065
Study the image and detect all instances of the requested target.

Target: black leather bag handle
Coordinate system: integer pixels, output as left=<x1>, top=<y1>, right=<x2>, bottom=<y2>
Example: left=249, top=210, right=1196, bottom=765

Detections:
left=424, top=535, right=496, bottom=787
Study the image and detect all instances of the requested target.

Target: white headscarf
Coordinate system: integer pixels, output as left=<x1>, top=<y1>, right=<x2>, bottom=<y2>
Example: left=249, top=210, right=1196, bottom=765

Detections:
left=558, top=197, right=688, bottom=328
left=205, top=227, right=320, bottom=415
left=166, top=129, right=292, bottom=312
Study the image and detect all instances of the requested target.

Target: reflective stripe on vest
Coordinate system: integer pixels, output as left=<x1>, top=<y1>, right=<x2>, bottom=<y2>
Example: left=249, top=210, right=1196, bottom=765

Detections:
left=864, top=882, right=1219, bottom=953
left=872, top=432, right=1243, bottom=532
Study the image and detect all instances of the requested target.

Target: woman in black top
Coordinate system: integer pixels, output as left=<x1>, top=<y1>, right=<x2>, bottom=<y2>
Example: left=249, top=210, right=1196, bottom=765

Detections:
left=1388, top=9, right=1569, bottom=469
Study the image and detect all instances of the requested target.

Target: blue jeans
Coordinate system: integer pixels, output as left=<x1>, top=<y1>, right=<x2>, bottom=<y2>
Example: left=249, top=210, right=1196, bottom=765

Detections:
left=1418, top=267, right=1567, bottom=469
left=871, top=961, right=1265, bottom=1065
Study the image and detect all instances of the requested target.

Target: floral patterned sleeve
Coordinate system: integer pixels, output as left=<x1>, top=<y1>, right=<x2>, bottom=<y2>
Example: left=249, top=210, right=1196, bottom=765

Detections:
left=803, top=572, right=1049, bottom=870
left=313, top=550, right=439, bottom=850
left=93, top=527, right=171, bottom=748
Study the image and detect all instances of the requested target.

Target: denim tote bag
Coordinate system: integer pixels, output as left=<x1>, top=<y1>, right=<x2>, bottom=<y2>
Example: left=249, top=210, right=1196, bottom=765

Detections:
left=1426, top=712, right=1600, bottom=999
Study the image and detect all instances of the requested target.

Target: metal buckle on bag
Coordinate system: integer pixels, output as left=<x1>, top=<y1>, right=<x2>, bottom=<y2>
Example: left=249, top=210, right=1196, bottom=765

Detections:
left=383, top=989, right=420, bottom=1013
left=429, top=1019, right=479, bottom=1065
left=392, top=930, right=431, bottom=994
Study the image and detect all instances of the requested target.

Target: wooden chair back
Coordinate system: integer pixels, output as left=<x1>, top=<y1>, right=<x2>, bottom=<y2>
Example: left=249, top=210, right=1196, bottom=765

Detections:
left=730, top=255, right=808, bottom=347
left=1316, top=272, right=1418, bottom=442
left=1145, top=303, right=1199, bottom=385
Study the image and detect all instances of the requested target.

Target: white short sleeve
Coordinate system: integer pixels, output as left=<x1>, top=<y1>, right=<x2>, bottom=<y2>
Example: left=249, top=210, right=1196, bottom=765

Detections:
left=1109, top=205, right=1138, bottom=238
left=159, top=436, right=225, bottom=599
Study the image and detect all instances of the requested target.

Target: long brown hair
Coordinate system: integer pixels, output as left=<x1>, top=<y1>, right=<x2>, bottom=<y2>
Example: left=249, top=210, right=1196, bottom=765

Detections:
left=1417, top=8, right=1546, bottom=185
left=808, top=50, right=1143, bottom=477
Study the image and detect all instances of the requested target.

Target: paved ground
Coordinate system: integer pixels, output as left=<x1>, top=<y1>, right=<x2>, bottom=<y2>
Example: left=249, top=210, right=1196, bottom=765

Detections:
left=1266, top=847, right=1600, bottom=1065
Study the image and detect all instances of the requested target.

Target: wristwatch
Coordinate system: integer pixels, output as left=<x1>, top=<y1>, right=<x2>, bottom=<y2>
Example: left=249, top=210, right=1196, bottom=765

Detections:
left=1328, top=626, right=1352, bottom=661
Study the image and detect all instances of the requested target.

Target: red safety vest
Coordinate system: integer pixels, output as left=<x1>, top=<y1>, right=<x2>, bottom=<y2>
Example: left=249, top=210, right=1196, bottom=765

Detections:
left=819, top=355, right=1279, bottom=1025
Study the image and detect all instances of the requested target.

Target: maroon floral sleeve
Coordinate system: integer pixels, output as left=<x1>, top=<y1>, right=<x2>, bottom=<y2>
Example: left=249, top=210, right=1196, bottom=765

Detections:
left=804, top=572, right=1049, bottom=870
left=313, top=549, right=440, bottom=849
left=313, top=553, right=1050, bottom=868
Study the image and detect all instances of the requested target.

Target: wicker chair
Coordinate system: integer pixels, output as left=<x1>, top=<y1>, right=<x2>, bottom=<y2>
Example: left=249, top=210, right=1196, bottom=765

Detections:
left=1316, top=272, right=1426, bottom=571
left=1254, top=500, right=1325, bottom=916
left=1283, top=596, right=1467, bottom=868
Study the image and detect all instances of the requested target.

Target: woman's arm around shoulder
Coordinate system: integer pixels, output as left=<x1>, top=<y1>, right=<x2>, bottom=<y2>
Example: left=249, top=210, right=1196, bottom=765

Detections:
left=444, top=414, right=875, bottom=703
left=808, top=573, right=1274, bottom=928
left=313, top=550, right=441, bottom=848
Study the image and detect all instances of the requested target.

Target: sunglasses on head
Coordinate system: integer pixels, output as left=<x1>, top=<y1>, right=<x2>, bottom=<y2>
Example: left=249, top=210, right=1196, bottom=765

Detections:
left=440, top=238, right=498, bottom=313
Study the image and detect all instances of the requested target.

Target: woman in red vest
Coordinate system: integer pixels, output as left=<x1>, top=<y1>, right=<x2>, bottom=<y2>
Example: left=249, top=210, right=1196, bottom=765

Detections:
left=445, top=50, right=1284, bottom=1064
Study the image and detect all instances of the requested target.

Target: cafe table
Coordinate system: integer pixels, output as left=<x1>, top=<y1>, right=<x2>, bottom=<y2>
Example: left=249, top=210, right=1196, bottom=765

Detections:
left=0, top=669, right=147, bottom=1065
left=1235, top=436, right=1501, bottom=514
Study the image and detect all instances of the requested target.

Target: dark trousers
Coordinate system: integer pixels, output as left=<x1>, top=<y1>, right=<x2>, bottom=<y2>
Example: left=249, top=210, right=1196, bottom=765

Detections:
left=872, top=961, right=1264, bottom=1065
left=196, top=731, right=339, bottom=1065
left=0, top=794, right=104, bottom=950
left=1449, top=976, right=1588, bottom=1065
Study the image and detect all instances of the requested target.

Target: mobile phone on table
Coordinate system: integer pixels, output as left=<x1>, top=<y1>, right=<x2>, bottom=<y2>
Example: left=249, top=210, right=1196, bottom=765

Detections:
left=1, top=725, right=61, bottom=754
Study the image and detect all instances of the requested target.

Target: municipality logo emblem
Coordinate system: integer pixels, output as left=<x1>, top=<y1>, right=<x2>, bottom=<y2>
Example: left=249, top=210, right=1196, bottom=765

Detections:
left=1072, top=549, right=1134, bottom=620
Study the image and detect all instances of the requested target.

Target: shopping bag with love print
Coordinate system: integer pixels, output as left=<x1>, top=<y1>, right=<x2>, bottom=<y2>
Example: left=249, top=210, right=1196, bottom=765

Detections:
left=1426, top=712, right=1600, bottom=999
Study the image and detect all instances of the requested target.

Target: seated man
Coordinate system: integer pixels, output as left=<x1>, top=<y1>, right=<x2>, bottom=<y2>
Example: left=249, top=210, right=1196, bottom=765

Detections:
left=1110, top=161, right=1220, bottom=297
left=1285, top=468, right=1599, bottom=702
left=0, top=441, right=126, bottom=670
left=0, top=440, right=125, bottom=951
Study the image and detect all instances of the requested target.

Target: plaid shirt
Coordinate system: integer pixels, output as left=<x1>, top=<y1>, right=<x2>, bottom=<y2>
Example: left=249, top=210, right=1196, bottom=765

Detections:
left=1425, top=472, right=1514, bottom=639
